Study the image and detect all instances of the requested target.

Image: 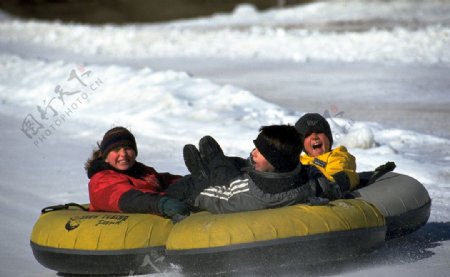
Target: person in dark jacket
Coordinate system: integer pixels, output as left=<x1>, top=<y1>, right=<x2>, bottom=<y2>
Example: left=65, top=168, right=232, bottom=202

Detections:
left=85, top=126, right=189, bottom=219
left=172, top=125, right=342, bottom=214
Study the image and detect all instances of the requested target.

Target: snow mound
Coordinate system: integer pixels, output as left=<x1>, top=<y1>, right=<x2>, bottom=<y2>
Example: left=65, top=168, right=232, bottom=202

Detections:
left=340, top=126, right=376, bottom=149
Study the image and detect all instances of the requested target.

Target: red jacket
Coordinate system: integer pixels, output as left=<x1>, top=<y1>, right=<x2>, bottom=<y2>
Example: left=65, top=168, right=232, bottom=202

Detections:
left=88, top=160, right=180, bottom=212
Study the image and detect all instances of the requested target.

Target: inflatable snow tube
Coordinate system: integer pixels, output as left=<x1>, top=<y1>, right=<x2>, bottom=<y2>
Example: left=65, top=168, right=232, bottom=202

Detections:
left=354, top=171, right=431, bottom=239
left=30, top=204, right=174, bottom=275
left=30, top=199, right=385, bottom=275
left=165, top=199, right=386, bottom=274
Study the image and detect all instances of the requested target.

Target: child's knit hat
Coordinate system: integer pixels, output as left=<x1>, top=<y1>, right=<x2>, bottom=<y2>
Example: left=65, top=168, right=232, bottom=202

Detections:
left=294, top=113, right=333, bottom=147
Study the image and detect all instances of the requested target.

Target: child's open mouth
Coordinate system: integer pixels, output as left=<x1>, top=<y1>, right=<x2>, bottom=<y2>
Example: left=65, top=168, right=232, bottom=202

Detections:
left=312, top=142, right=323, bottom=150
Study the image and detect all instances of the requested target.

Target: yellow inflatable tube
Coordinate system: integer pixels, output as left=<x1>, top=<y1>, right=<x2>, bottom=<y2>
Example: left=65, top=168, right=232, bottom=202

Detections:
left=30, top=199, right=385, bottom=275
left=166, top=199, right=385, bottom=253
left=31, top=205, right=173, bottom=251
left=165, top=199, right=386, bottom=274
left=30, top=204, right=173, bottom=275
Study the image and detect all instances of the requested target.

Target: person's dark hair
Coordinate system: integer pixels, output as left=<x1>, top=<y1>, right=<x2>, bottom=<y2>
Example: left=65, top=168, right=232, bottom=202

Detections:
left=253, top=125, right=302, bottom=172
left=84, top=148, right=102, bottom=173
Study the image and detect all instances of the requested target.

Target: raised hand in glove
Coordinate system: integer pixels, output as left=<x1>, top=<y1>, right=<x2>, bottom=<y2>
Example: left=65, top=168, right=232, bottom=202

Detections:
left=317, top=177, right=343, bottom=200
left=368, top=161, right=396, bottom=185
left=158, top=196, right=189, bottom=218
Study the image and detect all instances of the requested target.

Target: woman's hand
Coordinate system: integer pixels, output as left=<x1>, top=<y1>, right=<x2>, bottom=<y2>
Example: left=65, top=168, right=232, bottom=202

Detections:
left=158, top=196, right=189, bottom=218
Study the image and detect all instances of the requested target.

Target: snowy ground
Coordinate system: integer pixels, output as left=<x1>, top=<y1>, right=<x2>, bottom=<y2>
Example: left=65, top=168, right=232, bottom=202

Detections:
left=0, top=0, right=449, bottom=276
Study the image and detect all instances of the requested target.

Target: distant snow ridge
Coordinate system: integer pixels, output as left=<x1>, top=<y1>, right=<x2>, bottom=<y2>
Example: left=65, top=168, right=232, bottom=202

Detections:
left=1, top=20, right=449, bottom=64
left=169, top=1, right=450, bottom=29
left=0, top=54, right=296, bottom=141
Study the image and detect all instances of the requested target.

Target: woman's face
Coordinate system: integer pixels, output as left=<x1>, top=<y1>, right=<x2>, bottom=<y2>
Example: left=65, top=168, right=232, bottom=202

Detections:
left=303, top=132, right=331, bottom=157
left=105, top=146, right=136, bottom=171
left=251, top=148, right=275, bottom=172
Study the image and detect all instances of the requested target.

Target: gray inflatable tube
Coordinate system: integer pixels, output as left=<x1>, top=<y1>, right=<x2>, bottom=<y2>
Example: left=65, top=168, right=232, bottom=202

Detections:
left=354, top=172, right=431, bottom=239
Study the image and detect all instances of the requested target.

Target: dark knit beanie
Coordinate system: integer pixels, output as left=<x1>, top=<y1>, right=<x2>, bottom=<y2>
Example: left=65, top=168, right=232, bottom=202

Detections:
left=100, top=127, right=138, bottom=158
left=253, top=125, right=301, bottom=172
left=295, top=113, right=333, bottom=147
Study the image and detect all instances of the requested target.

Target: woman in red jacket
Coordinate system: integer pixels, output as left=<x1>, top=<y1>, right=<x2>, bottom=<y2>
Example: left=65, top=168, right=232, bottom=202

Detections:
left=85, top=126, right=188, bottom=219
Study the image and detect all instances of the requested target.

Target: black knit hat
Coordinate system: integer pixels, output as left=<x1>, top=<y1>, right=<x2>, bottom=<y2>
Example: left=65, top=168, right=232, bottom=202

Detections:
left=253, top=125, right=301, bottom=172
left=100, top=127, right=137, bottom=158
left=295, top=113, right=333, bottom=147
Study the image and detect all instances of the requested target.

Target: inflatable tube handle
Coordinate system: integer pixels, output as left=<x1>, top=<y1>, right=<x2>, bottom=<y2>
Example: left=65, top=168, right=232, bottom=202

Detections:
left=41, top=203, right=89, bottom=214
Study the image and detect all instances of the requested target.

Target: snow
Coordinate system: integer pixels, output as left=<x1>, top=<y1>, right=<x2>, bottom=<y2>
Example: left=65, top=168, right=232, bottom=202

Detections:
left=0, top=0, right=449, bottom=276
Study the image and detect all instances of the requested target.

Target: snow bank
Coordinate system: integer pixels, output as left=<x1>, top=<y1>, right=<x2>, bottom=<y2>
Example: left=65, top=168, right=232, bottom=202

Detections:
left=1, top=1, right=450, bottom=64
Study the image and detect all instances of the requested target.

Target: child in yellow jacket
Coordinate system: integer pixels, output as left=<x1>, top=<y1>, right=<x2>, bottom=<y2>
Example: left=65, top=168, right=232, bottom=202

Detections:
left=295, top=113, right=359, bottom=191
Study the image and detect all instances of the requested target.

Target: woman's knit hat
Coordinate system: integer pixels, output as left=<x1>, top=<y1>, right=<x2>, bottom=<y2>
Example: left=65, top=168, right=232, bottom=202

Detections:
left=100, top=127, right=137, bottom=158
left=294, top=113, right=333, bottom=147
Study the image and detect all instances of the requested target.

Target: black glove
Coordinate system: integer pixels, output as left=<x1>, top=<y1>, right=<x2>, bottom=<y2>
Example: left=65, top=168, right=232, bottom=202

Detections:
left=331, top=171, right=351, bottom=192
left=324, top=182, right=343, bottom=200
left=317, top=177, right=343, bottom=200
left=374, top=161, right=396, bottom=173
left=368, top=161, right=396, bottom=185
left=158, top=196, right=189, bottom=218
left=307, top=196, right=330, bottom=206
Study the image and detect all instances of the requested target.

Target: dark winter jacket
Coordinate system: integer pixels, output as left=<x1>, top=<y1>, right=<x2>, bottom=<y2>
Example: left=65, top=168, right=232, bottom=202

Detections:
left=87, top=158, right=181, bottom=213
left=194, top=164, right=337, bottom=214
left=164, top=156, right=251, bottom=203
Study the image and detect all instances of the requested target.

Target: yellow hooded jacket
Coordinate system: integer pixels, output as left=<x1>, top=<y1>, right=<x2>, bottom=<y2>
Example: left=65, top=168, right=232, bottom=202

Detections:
left=300, top=145, right=359, bottom=190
